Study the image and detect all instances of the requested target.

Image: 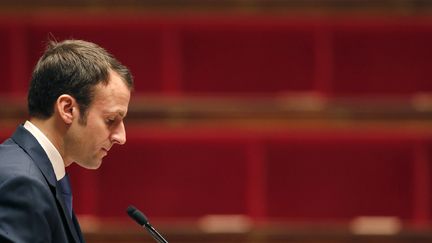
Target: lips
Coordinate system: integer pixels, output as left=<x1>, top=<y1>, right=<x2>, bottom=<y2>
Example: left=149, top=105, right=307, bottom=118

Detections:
left=103, top=145, right=112, bottom=151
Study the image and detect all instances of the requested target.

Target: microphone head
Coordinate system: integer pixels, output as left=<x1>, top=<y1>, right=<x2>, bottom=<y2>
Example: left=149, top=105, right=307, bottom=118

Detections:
left=127, top=205, right=149, bottom=226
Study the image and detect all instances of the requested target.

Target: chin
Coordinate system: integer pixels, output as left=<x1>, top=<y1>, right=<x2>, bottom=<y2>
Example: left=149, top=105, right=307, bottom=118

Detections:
left=88, top=161, right=103, bottom=170
left=76, top=160, right=103, bottom=170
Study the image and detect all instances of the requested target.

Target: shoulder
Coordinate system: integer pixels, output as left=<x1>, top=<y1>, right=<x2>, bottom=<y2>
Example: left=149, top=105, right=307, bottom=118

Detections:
left=0, top=175, right=54, bottom=208
left=0, top=139, right=52, bottom=211
left=0, top=175, right=59, bottom=242
left=0, top=138, right=41, bottom=181
left=0, top=137, right=32, bottom=163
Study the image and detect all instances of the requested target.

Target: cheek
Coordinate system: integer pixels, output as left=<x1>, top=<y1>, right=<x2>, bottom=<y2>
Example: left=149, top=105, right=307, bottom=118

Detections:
left=84, top=113, right=113, bottom=138
left=89, top=121, right=111, bottom=141
left=86, top=118, right=106, bottom=133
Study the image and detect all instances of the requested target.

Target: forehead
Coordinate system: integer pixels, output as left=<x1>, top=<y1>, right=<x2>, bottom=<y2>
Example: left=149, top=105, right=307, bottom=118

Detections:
left=91, top=71, right=131, bottom=116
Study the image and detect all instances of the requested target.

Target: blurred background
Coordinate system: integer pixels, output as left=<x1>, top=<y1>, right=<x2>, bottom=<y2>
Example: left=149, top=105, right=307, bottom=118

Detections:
left=1, top=0, right=432, bottom=242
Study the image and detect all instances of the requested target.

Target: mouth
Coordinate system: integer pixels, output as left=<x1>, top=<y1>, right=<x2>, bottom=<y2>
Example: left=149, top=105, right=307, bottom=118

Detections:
left=101, top=148, right=109, bottom=154
left=102, top=145, right=112, bottom=151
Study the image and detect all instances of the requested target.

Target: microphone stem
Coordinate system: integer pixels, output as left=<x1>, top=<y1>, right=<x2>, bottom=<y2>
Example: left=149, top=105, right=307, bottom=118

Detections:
left=143, top=224, right=169, bottom=243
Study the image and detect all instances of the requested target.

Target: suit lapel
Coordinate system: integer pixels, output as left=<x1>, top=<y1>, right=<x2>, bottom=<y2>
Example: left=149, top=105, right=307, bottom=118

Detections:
left=12, top=125, right=57, bottom=186
left=12, top=125, right=82, bottom=243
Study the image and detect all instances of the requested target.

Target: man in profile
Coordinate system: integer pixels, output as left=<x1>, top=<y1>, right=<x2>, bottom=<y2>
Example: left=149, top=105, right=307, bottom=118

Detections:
left=0, top=39, right=134, bottom=242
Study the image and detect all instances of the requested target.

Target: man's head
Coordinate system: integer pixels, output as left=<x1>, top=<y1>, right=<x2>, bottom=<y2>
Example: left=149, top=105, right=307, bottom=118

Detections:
left=28, top=39, right=134, bottom=169
left=28, top=39, right=133, bottom=124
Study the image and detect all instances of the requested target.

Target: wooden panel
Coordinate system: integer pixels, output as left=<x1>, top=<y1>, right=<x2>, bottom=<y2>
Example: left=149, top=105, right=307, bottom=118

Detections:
left=265, top=135, right=415, bottom=220
left=0, top=24, right=13, bottom=94
left=332, top=23, right=432, bottom=96
left=27, top=19, right=165, bottom=93
left=88, top=135, right=249, bottom=218
left=181, top=26, right=316, bottom=94
left=1, top=16, right=432, bottom=96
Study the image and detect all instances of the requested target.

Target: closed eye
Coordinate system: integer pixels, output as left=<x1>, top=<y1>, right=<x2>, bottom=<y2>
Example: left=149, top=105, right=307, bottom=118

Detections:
left=105, top=118, right=116, bottom=126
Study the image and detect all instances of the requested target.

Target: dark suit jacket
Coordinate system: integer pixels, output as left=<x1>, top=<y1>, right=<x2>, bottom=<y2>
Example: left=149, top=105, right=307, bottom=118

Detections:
left=0, top=125, right=84, bottom=243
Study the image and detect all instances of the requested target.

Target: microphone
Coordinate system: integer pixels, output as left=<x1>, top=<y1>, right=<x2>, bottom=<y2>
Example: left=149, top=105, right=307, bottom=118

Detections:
left=126, top=205, right=169, bottom=243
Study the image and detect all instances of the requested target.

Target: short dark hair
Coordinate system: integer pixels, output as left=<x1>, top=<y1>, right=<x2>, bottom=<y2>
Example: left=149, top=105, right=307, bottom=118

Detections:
left=28, top=39, right=133, bottom=122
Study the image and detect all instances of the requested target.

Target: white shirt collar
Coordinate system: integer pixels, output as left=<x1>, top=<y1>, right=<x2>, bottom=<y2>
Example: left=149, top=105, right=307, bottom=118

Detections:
left=23, top=120, right=65, bottom=181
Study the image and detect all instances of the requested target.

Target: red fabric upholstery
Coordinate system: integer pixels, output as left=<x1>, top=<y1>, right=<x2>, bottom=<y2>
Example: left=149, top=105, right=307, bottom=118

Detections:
left=1, top=15, right=432, bottom=96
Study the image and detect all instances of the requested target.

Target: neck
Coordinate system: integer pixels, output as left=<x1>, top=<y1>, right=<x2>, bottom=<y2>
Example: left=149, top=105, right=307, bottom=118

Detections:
left=28, top=117, right=72, bottom=167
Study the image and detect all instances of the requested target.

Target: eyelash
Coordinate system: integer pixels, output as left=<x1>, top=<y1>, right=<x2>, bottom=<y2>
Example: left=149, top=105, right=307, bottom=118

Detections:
left=106, top=118, right=116, bottom=125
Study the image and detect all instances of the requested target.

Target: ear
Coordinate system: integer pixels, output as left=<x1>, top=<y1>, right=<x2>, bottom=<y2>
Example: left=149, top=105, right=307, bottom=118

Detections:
left=56, top=94, right=78, bottom=125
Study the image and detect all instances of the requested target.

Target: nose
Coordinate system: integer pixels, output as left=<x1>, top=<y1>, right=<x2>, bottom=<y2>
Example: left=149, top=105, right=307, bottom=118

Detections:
left=111, top=121, right=126, bottom=145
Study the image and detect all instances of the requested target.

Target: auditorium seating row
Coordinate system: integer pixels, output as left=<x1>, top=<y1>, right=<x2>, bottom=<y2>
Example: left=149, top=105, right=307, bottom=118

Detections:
left=0, top=126, right=424, bottom=224
left=1, top=14, right=432, bottom=97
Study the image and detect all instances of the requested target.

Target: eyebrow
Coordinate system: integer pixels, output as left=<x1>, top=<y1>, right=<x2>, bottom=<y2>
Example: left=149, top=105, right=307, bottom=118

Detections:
left=104, top=110, right=127, bottom=118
